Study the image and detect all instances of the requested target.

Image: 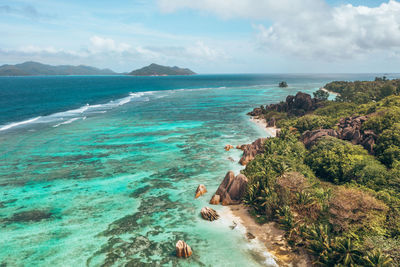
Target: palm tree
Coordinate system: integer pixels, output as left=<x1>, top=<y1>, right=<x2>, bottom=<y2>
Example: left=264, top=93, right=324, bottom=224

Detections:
left=336, top=238, right=362, bottom=266
left=363, top=249, right=393, bottom=267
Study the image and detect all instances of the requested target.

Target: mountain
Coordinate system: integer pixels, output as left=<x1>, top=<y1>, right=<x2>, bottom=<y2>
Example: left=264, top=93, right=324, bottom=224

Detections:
left=0, top=61, right=116, bottom=76
left=128, top=63, right=196, bottom=76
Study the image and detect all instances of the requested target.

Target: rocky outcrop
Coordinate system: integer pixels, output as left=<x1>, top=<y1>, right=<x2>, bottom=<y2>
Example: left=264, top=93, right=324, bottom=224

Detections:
left=210, top=171, right=248, bottom=205
left=195, top=184, right=207, bottom=199
left=224, top=144, right=234, bottom=151
left=301, top=115, right=377, bottom=154
left=176, top=240, right=192, bottom=258
left=248, top=92, right=322, bottom=117
left=301, top=129, right=338, bottom=149
left=247, top=107, right=263, bottom=116
left=239, top=138, right=266, bottom=165
left=200, top=207, right=219, bottom=221
left=209, top=194, right=220, bottom=205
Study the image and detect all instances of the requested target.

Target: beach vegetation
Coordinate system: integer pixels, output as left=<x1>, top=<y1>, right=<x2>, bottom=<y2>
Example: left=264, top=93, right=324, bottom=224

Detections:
left=243, top=79, right=400, bottom=265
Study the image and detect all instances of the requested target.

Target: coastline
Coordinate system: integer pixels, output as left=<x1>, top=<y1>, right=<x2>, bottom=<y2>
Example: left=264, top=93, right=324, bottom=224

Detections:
left=229, top=205, right=311, bottom=267
left=249, top=116, right=278, bottom=138
left=223, top=116, right=310, bottom=266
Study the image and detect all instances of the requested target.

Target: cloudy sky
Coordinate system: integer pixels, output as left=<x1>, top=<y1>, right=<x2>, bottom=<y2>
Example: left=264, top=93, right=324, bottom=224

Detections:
left=1, top=0, right=400, bottom=73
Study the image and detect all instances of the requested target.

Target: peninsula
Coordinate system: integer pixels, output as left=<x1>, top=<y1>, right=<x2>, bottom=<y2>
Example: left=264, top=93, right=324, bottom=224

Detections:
left=128, top=63, right=196, bottom=76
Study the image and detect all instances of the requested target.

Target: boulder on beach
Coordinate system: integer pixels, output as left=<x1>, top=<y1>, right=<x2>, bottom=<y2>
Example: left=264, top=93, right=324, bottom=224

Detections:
left=209, top=194, right=221, bottom=205
left=195, top=184, right=207, bottom=199
left=176, top=240, right=192, bottom=258
left=224, top=144, right=234, bottom=151
left=210, top=171, right=248, bottom=205
left=200, top=207, right=219, bottom=221
left=239, top=138, right=266, bottom=165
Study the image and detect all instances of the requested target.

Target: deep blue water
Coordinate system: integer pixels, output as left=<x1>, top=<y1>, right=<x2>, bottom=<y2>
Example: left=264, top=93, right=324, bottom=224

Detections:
left=1, top=73, right=396, bottom=126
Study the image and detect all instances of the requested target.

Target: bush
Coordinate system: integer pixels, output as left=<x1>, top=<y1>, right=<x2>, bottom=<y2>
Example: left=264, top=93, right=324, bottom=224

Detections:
left=328, top=187, right=388, bottom=234
left=294, top=115, right=335, bottom=133
left=313, top=89, right=329, bottom=101
left=375, top=124, right=400, bottom=167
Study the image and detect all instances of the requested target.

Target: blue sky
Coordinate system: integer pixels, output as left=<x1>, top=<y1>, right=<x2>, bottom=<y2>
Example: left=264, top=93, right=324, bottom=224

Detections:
left=1, top=0, right=399, bottom=73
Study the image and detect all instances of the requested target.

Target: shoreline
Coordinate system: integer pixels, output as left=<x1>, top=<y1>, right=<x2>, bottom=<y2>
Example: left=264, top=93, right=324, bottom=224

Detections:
left=228, top=205, right=311, bottom=267
left=249, top=116, right=278, bottom=138
left=223, top=116, right=310, bottom=266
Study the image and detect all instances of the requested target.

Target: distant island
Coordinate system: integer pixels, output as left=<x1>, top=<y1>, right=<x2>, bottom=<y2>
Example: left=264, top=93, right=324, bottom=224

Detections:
left=0, top=61, right=116, bottom=76
left=128, top=63, right=196, bottom=76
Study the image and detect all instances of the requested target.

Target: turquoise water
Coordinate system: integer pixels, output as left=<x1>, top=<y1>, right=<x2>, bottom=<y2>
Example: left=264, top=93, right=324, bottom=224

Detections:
left=0, top=74, right=397, bottom=266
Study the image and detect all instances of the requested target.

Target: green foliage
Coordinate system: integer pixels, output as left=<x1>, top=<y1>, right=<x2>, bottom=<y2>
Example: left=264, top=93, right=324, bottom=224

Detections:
left=325, top=79, right=400, bottom=103
left=313, top=101, right=359, bottom=120
left=363, top=249, right=393, bottom=267
left=294, top=115, right=335, bottom=133
left=375, top=124, right=400, bottom=167
left=362, top=107, right=400, bottom=134
left=305, top=137, right=385, bottom=184
left=313, top=89, right=330, bottom=101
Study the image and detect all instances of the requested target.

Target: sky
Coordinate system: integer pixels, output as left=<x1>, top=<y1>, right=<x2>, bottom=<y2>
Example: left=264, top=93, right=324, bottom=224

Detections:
left=1, top=0, right=400, bottom=73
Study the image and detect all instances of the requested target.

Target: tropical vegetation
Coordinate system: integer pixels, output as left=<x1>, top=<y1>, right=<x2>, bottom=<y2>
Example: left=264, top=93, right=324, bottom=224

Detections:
left=243, top=78, right=400, bottom=266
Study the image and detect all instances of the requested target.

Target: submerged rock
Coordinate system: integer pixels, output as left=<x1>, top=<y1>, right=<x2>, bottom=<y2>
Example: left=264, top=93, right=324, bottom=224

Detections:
left=200, top=207, right=219, bottom=221
left=176, top=240, right=192, bottom=258
left=210, top=171, right=248, bottom=205
left=195, top=184, right=207, bottom=199
left=239, top=138, right=266, bottom=165
left=9, top=210, right=52, bottom=223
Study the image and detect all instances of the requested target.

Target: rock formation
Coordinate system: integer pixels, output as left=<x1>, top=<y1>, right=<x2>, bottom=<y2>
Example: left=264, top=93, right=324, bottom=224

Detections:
left=200, top=207, right=219, bottom=221
left=301, top=129, right=338, bottom=149
left=195, top=184, right=207, bottom=199
left=210, top=171, right=248, bottom=205
left=301, top=115, right=377, bottom=154
left=209, top=194, right=220, bottom=205
left=176, top=240, right=192, bottom=258
left=239, top=138, right=266, bottom=165
left=248, top=92, right=323, bottom=117
left=224, top=144, right=234, bottom=151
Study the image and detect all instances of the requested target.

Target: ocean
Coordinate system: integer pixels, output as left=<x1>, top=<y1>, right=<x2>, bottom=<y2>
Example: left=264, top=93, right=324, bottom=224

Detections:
left=0, top=73, right=397, bottom=266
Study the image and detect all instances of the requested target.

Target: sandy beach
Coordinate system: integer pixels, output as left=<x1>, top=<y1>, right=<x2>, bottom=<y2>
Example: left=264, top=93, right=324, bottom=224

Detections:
left=250, top=116, right=278, bottom=138
left=229, top=205, right=311, bottom=267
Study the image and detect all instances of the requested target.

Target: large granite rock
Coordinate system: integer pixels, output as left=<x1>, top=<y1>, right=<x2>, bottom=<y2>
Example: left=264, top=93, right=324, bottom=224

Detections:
left=210, top=171, right=248, bottom=205
left=239, top=138, right=266, bottom=165
left=247, top=92, right=321, bottom=117
left=176, top=240, right=192, bottom=258
left=300, top=115, right=377, bottom=153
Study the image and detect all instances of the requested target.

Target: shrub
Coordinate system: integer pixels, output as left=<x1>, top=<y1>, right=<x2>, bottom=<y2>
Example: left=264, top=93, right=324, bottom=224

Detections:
left=294, top=115, right=335, bottom=133
left=375, top=124, right=400, bottom=167
left=328, top=187, right=388, bottom=234
left=313, top=89, right=329, bottom=101
left=305, top=137, right=370, bottom=184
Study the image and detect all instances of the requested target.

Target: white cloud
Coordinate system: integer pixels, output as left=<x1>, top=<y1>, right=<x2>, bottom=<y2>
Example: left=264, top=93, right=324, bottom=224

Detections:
left=158, top=0, right=400, bottom=60
left=89, top=36, right=131, bottom=53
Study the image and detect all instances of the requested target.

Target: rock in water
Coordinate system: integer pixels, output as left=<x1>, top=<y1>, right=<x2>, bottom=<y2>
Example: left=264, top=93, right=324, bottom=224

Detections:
left=195, top=184, right=207, bottom=198
left=176, top=240, right=192, bottom=258
left=209, top=194, right=221, bottom=205
left=210, top=171, right=248, bottom=205
left=224, top=144, right=234, bottom=151
left=201, top=207, right=220, bottom=221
